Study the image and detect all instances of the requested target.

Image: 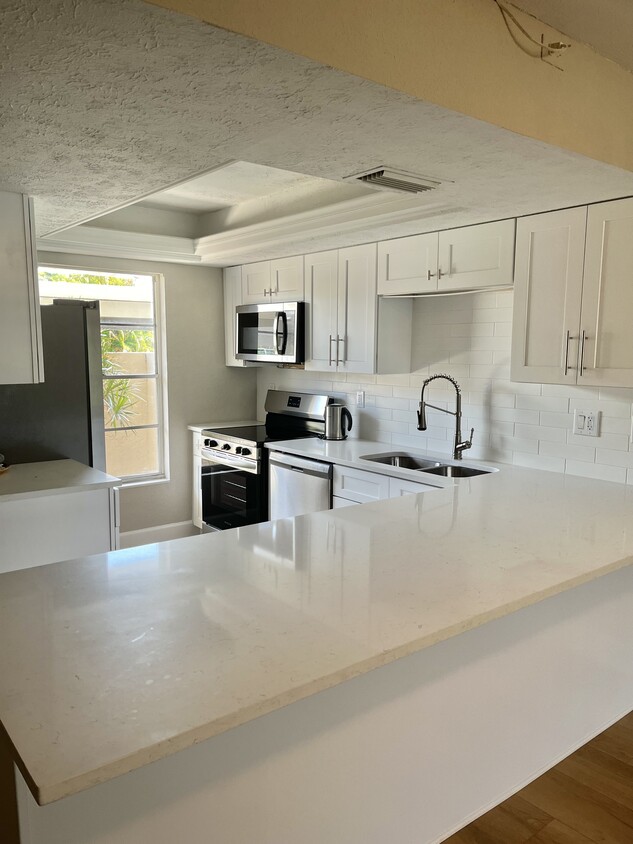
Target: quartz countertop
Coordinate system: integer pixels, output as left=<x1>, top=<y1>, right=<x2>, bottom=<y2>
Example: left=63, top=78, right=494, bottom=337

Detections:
left=0, top=459, right=119, bottom=502
left=2, top=457, right=633, bottom=805
left=265, top=437, right=498, bottom=486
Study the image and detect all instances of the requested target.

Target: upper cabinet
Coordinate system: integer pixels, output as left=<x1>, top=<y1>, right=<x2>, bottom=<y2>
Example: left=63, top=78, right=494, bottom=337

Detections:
left=0, top=191, right=43, bottom=385
left=305, top=243, right=411, bottom=375
left=512, top=197, right=633, bottom=388
left=377, top=219, right=515, bottom=296
left=241, top=255, right=304, bottom=304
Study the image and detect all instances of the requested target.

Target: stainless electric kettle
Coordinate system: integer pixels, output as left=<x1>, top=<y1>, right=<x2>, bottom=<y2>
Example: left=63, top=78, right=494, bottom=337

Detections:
left=324, top=403, right=353, bottom=440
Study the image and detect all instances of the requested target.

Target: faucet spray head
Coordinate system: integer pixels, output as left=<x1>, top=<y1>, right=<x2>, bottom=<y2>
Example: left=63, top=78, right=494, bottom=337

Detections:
left=417, top=402, right=427, bottom=431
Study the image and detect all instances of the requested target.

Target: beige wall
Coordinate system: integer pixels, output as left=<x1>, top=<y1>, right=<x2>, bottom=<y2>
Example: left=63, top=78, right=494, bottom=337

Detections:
left=38, top=252, right=257, bottom=533
left=148, top=0, right=633, bottom=172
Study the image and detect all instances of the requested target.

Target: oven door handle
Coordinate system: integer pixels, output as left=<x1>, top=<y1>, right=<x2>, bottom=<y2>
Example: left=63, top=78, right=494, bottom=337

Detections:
left=201, top=449, right=259, bottom=473
left=275, top=311, right=288, bottom=355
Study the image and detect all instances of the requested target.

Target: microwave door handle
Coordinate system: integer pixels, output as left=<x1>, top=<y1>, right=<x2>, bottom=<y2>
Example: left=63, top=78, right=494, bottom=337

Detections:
left=275, top=311, right=288, bottom=355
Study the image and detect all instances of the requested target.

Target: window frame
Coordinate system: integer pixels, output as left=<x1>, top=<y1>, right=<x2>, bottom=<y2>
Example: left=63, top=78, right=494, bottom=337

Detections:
left=38, top=262, right=170, bottom=487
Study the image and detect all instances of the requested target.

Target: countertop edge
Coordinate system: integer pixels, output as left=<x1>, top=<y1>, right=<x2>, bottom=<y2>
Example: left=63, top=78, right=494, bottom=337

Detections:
left=30, top=549, right=633, bottom=806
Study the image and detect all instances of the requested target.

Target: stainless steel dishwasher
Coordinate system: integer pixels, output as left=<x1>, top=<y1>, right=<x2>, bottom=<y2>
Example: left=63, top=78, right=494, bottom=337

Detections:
left=268, top=452, right=332, bottom=520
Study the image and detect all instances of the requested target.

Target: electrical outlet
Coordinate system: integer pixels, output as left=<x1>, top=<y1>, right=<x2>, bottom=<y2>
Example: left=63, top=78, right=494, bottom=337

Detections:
left=356, top=390, right=365, bottom=408
left=573, top=409, right=600, bottom=437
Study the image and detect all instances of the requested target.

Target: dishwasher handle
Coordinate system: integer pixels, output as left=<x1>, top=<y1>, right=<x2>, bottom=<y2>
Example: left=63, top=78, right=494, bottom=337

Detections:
left=269, top=452, right=332, bottom=479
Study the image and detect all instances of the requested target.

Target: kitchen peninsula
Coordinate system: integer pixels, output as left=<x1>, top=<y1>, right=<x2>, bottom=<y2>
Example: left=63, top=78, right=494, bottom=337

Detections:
left=2, top=457, right=633, bottom=844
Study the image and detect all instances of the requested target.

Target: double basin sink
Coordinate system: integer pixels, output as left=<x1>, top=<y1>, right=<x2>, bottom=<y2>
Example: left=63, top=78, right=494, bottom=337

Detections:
left=360, top=452, right=493, bottom=478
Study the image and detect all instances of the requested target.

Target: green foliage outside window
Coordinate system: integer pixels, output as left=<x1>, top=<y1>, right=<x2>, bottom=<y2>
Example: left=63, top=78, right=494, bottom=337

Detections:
left=101, top=330, right=153, bottom=429
left=39, top=271, right=134, bottom=287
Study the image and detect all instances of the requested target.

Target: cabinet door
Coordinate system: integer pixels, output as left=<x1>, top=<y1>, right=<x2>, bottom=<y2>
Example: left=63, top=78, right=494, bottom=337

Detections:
left=580, top=198, right=633, bottom=388
left=377, top=233, right=438, bottom=295
left=337, top=243, right=377, bottom=374
left=270, top=255, right=304, bottom=302
left=332, top=465, right=390, bottom=503
left=0, top=192, right=43, bottom=384
left=242, top=261, right=272, bottom=304
left=437, top=219, right=515, bottom=292
left=305, top=250, right=339, bottom=371
left=192, top=433, right=203, bottom=529
left=511, top=208, right=586, bottom=385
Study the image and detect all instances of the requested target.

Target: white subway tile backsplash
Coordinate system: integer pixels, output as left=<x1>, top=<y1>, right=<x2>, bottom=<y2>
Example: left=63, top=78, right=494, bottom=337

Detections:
left=257, top=287, right=633, bottom=484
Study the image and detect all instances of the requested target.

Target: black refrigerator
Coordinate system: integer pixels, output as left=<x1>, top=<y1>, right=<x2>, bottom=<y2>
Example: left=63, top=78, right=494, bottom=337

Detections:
left=0, top=300, right=106, bottom=469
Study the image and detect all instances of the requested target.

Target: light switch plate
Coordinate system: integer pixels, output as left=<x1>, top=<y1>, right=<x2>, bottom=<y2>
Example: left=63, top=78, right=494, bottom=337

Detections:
left=356, top=390, right=365, bottom=408
left=573, top=409, right=600, bottom=437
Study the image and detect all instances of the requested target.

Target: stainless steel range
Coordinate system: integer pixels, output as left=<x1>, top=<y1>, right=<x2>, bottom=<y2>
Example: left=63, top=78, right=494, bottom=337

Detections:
left=199, top=390, right=329, bottom=531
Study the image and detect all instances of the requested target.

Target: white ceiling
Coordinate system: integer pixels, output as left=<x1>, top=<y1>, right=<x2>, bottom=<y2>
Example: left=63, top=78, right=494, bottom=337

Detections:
left=511, top=0, right=633, bottom=72
left=4, top=0, right=633, bottom=248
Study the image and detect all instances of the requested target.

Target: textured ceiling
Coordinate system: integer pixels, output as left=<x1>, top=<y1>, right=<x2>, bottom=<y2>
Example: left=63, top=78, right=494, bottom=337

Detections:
left=3, top=0, right=633, bottom=239
left=511, top=0, right=633, bottom=72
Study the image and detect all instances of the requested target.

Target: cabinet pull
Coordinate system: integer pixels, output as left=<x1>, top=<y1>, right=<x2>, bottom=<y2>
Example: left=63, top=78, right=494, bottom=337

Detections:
left=564, top=330, right=572, bottom=375
left=263, top=288, right=268, bottom=297
left=438, top=268, right=445, bottom=279
left=337, top=335, right=345, bottom=365
left=579, top=330, right=587, bottom=376
left=427, top=269, right=436, bottom=281
left=329, top=334, right=335, bottom=367
left=275, top=270, right=279, bottom=293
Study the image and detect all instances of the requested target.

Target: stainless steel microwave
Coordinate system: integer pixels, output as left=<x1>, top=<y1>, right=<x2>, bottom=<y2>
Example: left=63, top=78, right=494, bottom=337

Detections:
left=235, top=302, right=305, bottom=364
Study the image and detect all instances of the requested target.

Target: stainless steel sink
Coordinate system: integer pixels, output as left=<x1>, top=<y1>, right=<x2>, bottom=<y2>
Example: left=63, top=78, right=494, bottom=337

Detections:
left=361, top=452, right=443, bottom=471
left=421, top=465, right=492, bottom=478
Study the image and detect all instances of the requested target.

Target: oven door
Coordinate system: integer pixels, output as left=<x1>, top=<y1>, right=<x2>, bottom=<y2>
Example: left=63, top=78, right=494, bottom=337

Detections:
left=235, top=302, right=304, bottom=364
left=200, top=448, right=264, bottom=531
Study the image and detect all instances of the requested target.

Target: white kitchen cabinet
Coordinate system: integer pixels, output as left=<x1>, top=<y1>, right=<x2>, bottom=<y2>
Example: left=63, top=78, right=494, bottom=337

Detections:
left=0, top=487, right=118, bottom=574
left=332, top=464, right=390, bottom=504
left=512, top=199, right=633, bottom=388
left=332, top=495, right=357, bottom=508
left=241, top=256, right=304, bottom=304
left=0, top=191, right=43, bottom=384
left=579, top=198, right=633, bottom=388
left=437, top=219, right=515, bottom=292
left=377, top=232, right=438, bottom=295
left=306, top=244, right=412, bottom=374
left=377, top=219, right=515, bottom=296
left=511, top=207, right=587, bottom=384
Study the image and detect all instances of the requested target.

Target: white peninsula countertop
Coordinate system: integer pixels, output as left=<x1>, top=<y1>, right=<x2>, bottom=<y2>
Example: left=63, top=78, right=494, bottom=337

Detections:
left=0, top=459, right=119, bottom=502
left=2, top=458, right=633, bottom=811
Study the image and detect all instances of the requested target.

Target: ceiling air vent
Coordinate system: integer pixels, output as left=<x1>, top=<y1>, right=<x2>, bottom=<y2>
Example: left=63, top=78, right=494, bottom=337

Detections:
left=346, top=167, right=441, bottom=194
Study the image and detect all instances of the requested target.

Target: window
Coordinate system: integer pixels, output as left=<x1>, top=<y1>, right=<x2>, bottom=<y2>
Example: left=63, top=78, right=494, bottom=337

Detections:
left=39, top=267, right=168, bottom=484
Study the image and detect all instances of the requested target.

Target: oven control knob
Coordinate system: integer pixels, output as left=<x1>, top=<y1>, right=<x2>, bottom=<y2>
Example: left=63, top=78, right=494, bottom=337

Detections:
left=241, top=448, right=251, bottom=456
left=204, top=439, right=218, bottom=448
left=222, top=443, right=231, bottom=451
left=235, top=446, right=243, bottom=454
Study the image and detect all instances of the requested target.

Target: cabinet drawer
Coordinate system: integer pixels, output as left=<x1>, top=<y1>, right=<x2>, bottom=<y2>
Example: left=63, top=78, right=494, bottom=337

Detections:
left=332, top=495, right=357, bottom=509
left=333, top=465, right=390, bottom=503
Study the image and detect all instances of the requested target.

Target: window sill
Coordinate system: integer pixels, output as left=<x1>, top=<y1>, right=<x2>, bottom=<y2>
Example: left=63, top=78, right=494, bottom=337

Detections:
left=117, top=474, right=170, bottom=489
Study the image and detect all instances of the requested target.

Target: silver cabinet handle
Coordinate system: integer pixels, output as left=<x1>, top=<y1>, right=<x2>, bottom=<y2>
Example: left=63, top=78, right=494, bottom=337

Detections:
left=328, top=334, right=335, bottom=367
left=427, top=269, right=436, bottom=281
left=564, top=330, right=572, bottom=376
left=579, top=330, right=587, bottom=376
left=263, top=288, right=268, bottom=297
left=337, top=335, right=345, bottom=364
left=274, top=270, right=279, bottom=293
left=438, top=268, right=445, bottom=279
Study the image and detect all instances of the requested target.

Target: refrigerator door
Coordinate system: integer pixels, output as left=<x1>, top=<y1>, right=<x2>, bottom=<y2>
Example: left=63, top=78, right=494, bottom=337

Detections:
left=0, top=300, right=106, bottom=468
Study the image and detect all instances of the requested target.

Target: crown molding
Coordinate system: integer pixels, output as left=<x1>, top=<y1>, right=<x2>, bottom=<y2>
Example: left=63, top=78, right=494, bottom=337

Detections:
left=194, top=194, right=458, bottom=264
left=38, top=226, right=201, bottom=264
left=37, top=193, right=461, bottom=266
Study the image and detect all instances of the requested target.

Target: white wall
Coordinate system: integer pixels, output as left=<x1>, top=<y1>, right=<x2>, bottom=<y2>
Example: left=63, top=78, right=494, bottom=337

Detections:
left=257, top=289, right=633, bottom=485
left=39, top=251, right=258, bottom=532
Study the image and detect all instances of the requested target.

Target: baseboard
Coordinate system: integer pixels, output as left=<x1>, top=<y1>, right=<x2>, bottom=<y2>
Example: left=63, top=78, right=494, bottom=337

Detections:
left=119, top=521, right=199, bottom=549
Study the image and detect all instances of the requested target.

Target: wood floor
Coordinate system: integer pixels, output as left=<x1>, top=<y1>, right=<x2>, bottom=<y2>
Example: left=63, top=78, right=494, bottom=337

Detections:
left=444, top=712, right=633, bottom=844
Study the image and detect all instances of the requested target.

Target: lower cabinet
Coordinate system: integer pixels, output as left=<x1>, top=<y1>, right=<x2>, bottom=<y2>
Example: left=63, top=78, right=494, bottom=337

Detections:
left=332, top=464, right=437, bottom=506
left=0, top=487, right=119, bottom=574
